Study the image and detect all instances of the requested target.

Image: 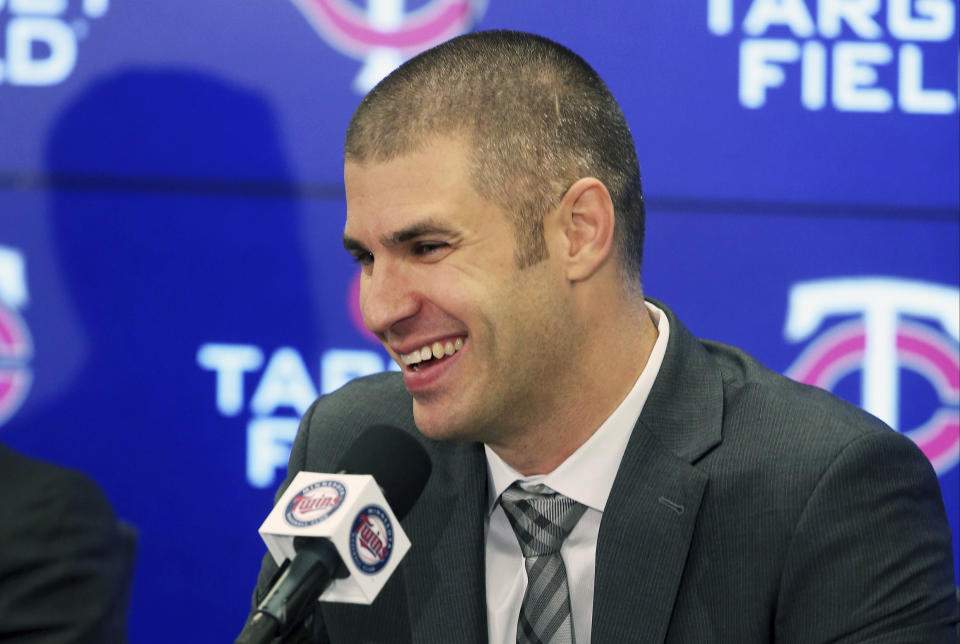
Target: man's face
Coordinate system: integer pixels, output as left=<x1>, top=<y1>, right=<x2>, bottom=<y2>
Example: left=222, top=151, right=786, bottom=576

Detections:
left=343, top=137, right=574, bottom=445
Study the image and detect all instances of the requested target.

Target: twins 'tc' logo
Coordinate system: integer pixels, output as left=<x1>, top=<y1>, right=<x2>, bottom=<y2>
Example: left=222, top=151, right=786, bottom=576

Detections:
left=785, top=278, right=959, bottom=474
left=0, top=304, right=32, bottom=427
left=0, top=247, right=32, bottom=428
left=289, top=0, right=487, bottom=93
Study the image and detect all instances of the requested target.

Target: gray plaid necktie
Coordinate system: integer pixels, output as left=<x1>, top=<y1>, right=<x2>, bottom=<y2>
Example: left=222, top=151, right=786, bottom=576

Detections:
left=499, top=483, right=587, bottom=644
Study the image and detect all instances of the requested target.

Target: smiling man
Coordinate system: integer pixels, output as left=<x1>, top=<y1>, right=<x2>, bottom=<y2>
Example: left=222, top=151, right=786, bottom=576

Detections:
left=341, top=134, right=654, bottom=477
left=251, top=31, right=957, bottom=643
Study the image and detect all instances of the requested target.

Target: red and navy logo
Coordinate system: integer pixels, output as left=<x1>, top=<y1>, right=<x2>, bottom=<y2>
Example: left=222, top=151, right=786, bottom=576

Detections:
left=284, top=480, right=347, bottom=527
left=0, top=302, right=33, bottom=427
left=349, top=504, right=394, bottom=574
left=290, top=0, right=487, bottom=93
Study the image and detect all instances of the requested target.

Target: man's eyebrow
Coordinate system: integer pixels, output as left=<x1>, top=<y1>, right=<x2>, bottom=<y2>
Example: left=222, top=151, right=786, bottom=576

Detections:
left=342, top=235, right=367, bottom=254
left=382, top=220, right=457, bottom=247
left=342, top=219, right=457, bottom=253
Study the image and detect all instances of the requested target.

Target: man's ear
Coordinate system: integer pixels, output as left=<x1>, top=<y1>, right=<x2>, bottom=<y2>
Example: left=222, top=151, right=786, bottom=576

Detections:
left=553, top=177, right=615, bottom=282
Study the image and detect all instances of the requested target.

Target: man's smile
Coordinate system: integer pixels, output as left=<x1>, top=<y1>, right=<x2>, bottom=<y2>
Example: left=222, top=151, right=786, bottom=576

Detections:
left=399, top=336, right=466, bottom=371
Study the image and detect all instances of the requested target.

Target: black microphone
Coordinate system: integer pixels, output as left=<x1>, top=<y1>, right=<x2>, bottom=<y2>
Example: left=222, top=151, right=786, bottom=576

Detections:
left=236, top=425, right=431, bottom=644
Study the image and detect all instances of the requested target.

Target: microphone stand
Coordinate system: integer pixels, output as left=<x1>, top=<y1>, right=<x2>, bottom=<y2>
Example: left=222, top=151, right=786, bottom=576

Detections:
left=235, top=539, right=340, bottom=644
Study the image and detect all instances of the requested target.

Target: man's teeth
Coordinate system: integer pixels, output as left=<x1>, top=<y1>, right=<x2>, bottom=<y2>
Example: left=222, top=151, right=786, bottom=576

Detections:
left=401, top=338, right=464, bottom=366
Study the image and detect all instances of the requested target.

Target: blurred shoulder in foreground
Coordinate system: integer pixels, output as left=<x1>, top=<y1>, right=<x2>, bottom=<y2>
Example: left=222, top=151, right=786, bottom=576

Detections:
left=0, top=443, right=136, bottom=644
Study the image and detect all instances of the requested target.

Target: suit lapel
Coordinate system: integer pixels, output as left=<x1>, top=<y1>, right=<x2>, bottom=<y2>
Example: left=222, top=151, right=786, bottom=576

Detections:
left=593, top=302, right=722, bottom=643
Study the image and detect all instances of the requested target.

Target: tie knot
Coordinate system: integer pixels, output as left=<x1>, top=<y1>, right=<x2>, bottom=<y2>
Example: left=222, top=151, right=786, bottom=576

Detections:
left=499, top=483, right=586, bottom=557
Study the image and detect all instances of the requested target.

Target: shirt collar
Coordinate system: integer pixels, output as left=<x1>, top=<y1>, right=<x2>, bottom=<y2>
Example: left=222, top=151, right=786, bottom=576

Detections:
left=485, top=301, right=670, bottom=515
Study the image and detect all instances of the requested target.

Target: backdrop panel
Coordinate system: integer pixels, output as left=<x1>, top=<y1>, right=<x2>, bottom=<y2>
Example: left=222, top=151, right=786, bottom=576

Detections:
left=1, top=2, right=957, bottom=641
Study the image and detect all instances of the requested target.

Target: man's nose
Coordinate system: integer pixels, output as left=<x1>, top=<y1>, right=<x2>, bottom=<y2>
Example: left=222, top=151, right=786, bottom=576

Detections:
left=359, top=263, right=420, bottom=337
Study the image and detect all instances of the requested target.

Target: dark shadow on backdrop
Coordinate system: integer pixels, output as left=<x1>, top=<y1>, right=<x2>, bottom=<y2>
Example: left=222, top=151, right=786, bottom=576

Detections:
left=2, top=68, right=316, bottom=643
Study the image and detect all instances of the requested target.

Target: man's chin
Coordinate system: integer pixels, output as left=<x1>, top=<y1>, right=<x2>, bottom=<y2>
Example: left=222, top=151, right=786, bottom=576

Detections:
left=412, top=402, right=483, bottom=443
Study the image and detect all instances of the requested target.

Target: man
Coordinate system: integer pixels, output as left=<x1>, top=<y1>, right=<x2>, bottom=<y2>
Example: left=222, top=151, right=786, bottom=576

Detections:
left=251, top=31, right=957, bottom=642
left=0, top=443, right=135, bottom=643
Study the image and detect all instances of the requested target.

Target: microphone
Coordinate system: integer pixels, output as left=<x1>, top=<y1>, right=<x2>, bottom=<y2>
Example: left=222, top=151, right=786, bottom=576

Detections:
left=236, top=425, right=431, bottom=644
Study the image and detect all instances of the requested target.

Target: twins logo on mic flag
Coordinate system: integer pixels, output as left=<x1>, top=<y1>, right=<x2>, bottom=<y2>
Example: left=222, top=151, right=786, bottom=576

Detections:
left=259, top=471, right=411, bottom=604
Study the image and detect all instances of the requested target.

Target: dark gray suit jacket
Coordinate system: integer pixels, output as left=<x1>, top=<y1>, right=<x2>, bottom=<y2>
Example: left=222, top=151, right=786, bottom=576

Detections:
left=252, top=304, right=958, bottom=642
left=0, top=444, right=135, bottom=643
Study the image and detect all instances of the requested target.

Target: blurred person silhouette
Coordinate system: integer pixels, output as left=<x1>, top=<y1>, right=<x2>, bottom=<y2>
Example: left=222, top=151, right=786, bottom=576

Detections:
left=0, top=442, right=134, bottom=643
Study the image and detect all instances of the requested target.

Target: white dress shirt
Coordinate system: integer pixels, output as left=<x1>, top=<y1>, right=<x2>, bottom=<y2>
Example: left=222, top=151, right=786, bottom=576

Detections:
left=484, top=302, right=670, bottom=644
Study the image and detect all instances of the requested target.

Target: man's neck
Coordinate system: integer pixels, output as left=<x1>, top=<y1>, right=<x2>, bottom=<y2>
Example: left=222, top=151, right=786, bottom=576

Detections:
left=487, top=298, right=659, bottom=475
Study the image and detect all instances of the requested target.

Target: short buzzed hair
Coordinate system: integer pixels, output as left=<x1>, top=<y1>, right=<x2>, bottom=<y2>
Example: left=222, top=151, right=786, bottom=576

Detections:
left=345, top=30, right=645, bottom=282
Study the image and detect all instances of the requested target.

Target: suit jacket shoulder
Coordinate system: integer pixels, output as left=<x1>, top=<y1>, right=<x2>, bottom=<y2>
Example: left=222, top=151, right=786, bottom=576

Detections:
left=606, top=305, right=959, bottom=643
left=0, top=445, right=132, bottom=644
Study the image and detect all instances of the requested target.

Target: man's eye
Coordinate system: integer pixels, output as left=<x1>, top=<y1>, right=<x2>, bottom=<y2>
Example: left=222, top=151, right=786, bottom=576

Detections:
left=414, top=242, right=447, bottom=256
left=352, top=251, right=374, bottom=265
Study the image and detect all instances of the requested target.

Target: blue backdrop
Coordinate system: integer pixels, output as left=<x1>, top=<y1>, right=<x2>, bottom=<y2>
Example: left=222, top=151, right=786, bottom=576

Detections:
left=1, top=1, right=957, bottom=641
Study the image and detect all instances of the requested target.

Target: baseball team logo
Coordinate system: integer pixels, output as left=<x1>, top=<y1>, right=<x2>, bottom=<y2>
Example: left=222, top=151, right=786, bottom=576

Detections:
left=0, top=247, right=32, bottom=427
left=0, top=303, right=32, bottom=427
left=284, top=480, right=347, bottom=527
left=785, top=277, right=960, bottom=474
left=349, top=504, right=394, bottom=574
left=289, top=0, right=487, bottom=93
